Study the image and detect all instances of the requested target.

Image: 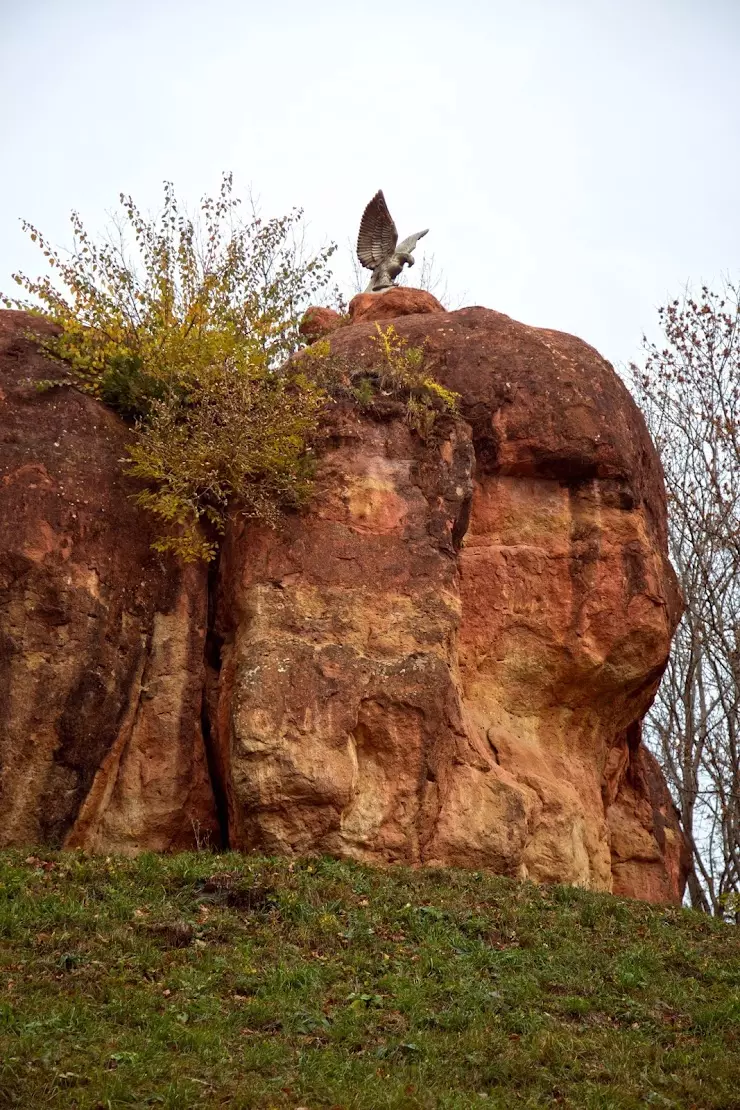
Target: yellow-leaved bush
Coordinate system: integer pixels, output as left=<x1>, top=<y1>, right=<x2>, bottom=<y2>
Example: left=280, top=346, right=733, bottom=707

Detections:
left=4, top=176, right=458, bottom=562
left=368, top=323, right=459, bottom=435
left=4, top=175, right=337, bottom=561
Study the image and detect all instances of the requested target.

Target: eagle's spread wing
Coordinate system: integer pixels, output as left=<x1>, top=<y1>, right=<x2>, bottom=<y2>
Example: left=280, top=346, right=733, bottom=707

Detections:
left=396, top=228, right=429, bottom=255
left=357, top=190, right=398, bottom=270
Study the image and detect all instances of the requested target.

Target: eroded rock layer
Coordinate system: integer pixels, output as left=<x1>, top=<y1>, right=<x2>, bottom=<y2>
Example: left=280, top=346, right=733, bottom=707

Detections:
left=212, top=407, right=475, bottom=859
left=0, top=311, right=218, bottom=853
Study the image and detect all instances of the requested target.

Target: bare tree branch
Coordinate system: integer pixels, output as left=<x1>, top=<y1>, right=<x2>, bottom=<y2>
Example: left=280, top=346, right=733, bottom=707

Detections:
left=630, top=278, right=740, bottom=920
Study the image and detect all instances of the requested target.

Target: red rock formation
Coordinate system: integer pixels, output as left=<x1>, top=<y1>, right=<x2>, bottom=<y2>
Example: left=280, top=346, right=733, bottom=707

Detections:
left=211, top=294, right=688, bottom=902
left=0, top=311, right=219, bottom=853
left=299, top=306, right=344, bottom=343
left=349, top=287, right=444, bottom=324
left=212, top=404, right=475, bottom=859
left=0, top=299, right=688, bottom=903
left=606, top=728, right=692, bottom=903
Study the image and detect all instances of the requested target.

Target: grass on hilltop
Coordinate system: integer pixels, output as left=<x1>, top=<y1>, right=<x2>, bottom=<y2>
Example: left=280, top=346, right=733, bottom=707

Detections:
left=1, top=850, right=739, bottom=1109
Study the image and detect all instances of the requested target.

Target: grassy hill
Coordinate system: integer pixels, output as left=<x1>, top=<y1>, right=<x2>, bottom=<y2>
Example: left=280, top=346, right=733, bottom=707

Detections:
left=1, top=850, right=738, bottom=1109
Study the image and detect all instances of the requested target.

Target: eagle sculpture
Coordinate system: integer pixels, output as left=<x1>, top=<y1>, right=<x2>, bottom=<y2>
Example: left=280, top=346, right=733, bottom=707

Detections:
left=357, top=190, right=428, bottom=293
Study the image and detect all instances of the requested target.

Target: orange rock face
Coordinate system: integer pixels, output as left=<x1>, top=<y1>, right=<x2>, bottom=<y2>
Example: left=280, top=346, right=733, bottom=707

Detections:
left=0, top=311, right=219, bottom=853
left=349, top=287, right=444, bottom=324
left=299, top=306, right=344, bottom=343
left=0, top=301, right=688, bottom=903
left=211, top=301, right=688, bottom=902
left=212, top=406, right=475, bottom=859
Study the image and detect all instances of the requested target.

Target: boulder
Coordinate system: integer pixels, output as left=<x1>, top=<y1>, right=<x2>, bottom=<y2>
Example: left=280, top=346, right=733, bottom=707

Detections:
left=299, top=306, right=344, bottom=343
left=349, top=287, right=444, bottom=324
left=211, top=302, right=688, bottom=901
left=0, top=311, right=219, bottom=853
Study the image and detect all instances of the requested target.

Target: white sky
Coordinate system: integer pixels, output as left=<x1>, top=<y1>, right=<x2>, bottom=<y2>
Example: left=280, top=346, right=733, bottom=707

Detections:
left=2, top=0, right=739, bottom=369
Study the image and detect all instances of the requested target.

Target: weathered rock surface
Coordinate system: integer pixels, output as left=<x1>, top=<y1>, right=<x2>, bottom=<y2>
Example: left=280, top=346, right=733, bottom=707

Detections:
left=211, top=295, right=687, bottom=902
left=606, top=733, right=691, bottom=903
left=349, top=288, right=444, bottom=324
left=0, top=299, right=688, bottom=903
left=0, top=311, right=218, bottom=853
left=212, top=405, right=475, bottom=859
left=299, top=306, right=344, bottom=343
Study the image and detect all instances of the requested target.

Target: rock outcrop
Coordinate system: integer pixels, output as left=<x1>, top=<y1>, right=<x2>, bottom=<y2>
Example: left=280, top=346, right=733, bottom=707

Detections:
left=348, top=288, right=444, bottom=324
left=0, top=311, right=219, bottom=853
left=210, top=298, right=686, bottom=900
left=0, top=300, right=688, bottom=902
left=298, top=306, right=344, bottom=343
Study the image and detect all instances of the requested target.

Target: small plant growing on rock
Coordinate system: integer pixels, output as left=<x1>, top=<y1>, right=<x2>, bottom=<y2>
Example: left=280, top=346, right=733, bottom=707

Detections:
left=291, top=324, right=459, bottom=437
left=369, top=324, right=459, bottom=436
left=307, top=323, right=459, bottom=437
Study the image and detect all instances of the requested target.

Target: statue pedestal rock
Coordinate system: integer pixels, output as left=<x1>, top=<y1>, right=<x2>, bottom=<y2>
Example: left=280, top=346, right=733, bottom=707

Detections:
left=348, top=288, right=444, bottom=324
left=0, top=299, right=689, bottom=903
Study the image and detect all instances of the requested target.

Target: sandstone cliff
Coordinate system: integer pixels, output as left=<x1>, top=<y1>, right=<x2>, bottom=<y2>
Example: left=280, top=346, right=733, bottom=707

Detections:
left=0, top=311, right=219, bottom=853
left=0, top=300, right=690, bottom=902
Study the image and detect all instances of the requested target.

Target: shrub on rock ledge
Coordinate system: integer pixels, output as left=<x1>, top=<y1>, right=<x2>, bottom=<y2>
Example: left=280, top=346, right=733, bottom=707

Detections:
left=3, top=175, right=336, bottom=560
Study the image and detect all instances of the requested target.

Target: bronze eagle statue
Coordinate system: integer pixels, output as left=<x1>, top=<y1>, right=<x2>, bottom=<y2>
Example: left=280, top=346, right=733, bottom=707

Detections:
left=357, top=190, right=428, bottom=293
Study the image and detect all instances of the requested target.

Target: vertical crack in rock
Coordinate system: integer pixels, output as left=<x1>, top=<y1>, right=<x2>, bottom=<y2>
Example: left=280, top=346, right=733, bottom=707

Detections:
left=65, top=565, right=220, bottom=854
left=201, top=553, right=230, bottom=849
left=0, top=310, right=219, bottom=854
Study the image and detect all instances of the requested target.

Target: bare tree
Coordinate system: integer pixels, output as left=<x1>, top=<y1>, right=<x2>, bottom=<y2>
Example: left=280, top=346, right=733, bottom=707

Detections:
left=630, top=279, right=740, bottom=918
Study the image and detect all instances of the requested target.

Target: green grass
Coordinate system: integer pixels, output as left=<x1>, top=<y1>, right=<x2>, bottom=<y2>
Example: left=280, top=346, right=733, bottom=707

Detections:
left=1, top=851, right=738, bottom=1109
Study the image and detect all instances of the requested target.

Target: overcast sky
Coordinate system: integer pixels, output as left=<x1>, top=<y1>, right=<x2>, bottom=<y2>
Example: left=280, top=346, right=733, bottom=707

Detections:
left=2, top=0, right=739, bottom=370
